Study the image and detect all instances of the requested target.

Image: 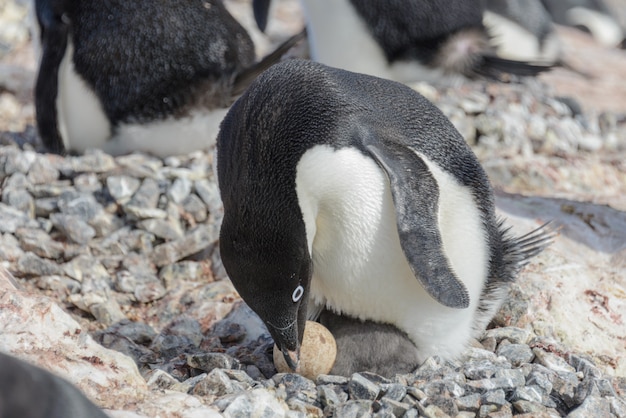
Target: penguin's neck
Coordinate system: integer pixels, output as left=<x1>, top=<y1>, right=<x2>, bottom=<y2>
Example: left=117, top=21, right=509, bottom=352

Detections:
left=299, top=0, right=443, bottom=83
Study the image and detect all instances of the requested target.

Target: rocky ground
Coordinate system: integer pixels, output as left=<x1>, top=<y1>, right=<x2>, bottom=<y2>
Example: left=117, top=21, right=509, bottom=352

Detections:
left=0, top=0, right=625, bottom=417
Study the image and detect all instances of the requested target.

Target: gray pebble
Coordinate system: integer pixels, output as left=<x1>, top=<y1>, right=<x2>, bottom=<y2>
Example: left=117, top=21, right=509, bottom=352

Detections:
left=187, top=352, right=239, bottom=372
left=456, top=393, right=481, bottom=412
left=333, top=400, right=373, bottom=418
left=167, top=177, right=192, bottom=204
left=484, top=327, right=533, bottom=345
left=146, top=369, right=179, bottom=390
left=50, top=213, right=96, bottom=244
left=192, top=368, right=242, bottom=398
left=137, top=217, right=184, bottom=241
left=0, top=202, right=39, bottom=233
left=16, top=251, right=64, bottom=276
left=0, top=232, right=24, bottom=261
left=3, top=189, right=34, bottom=217
left=150, top=225, right=216, bottom=267
left=128, top=178, right=161, bottom=209
left=348, top=373, right=380, bottom=401
left=27, top=156, right=60, bottom=184
left=532, top=348, right=576, bottom=375
left=107, top=175, right=141, bottom=202
left=181, top=193, right=208, bottom=223
left=567, top=396, right=612, bottom=418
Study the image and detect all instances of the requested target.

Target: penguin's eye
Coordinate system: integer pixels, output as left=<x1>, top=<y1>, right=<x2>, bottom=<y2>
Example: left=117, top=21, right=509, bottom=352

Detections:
left=292, top=285, right=304, bottom=303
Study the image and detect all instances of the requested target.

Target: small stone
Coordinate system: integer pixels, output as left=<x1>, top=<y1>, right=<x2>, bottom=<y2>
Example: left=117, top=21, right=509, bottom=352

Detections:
left=57, top=192, right=102, bottom=222
left=192, top=368, right=240, bottom=398
left=150, top=226, right=217, bottom=267
left=483, top=327, right=533, bottom=345
left=187, top=353, right=238, bottom=372
left=348, top=373, right=380, bottom=401
left=423, top=379, right=465, bottom=398
left=456, top=393, right=481, bottom=412
left=181, top=193, right=208, bottom=223
left=496, top=344, right=534, bottom=367
left=380, top=398, right=410, bottom=417
left=137, top=217, right=184, bottom=241
left=106, top=175, right=141, bottom=202
left=0, top=202, right=39, bottom=233
left=123, top=204, right=168, bottom=220
left=422, top=404, right=452, bottom=418
left=609, top=396, right=626, bottom=418
left=16, top=227, right=65, bottom=259
left=159, top=261, right=213, bottom=288
left=63, top=255, right=109, bottom=282
left=34, top=197, right=58, bottom=217
left=567, top=354, right=603, bottom=380
left=128, top=178, right=161, bottom=209
left=16, top=252, right=64, bottom=276
left=27, top=156, right=60, bottom=184
left=194, top=179, right=223, bottom=218
left=318, top=385, right=345, bottom=408
left=424, top=397, right=459, bottom=417
left=68, top=150, right=116, bottom=173
left=50, top=213, right=96, bottom=244
left=463, top=360, right=499, bottom=380
left=222, top=388, right=289, bottom=418
left=3, top=189, right=34, bottom=218
left=146, top=369, right=179, bottom=390
left=532, top=348, right=576, bottom=374
left=170, top=373, right=207, bottom=394
left=482, top=389, right=507, bottom=407
left=510, top=385, right=545, bottom=404
left=134, top=280, right=167, bottom=303
left=35, top=275, right=81, bottom=293
left=380, top=383, right=406, bottom=401
left=73, top=172, right=102, bottom=193
left=0, top=232, right=24, bottom=261
left=333, top=400, right=373, bottom=418
left=567, top=396, right=612, bottom=418
left=167, top=177, right=192, bottom=204
left=316, top=374, right=349, bottom=386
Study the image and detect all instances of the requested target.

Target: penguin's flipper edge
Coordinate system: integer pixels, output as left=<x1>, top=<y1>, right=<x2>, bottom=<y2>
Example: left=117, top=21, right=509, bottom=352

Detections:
left=365, top=141, right=470, bottom=309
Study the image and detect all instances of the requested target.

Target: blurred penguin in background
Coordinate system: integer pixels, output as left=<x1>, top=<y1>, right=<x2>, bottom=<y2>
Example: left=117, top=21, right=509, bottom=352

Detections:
left=253, top=0, right=553, bottom=83
left=484, top=0, right=562, bottom=64
left=34, top=0, right=302, bottom=157
left=541, top=0, right=626, bottom=48
left=0, top=351, right=108, bottom=418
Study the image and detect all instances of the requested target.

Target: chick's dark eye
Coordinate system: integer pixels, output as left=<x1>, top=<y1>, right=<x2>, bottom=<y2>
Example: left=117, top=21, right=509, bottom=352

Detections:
left=292, top=285, right=304, bottom=302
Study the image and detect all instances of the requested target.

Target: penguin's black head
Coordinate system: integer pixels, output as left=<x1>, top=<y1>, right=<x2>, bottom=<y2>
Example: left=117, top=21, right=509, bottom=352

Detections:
left=219, top=212, right=312, bottom=371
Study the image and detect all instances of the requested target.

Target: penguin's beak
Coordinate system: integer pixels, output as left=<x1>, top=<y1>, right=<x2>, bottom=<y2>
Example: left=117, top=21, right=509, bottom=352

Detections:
left=281, top=347, right=300, bottom=371
left=267, top=318, right=302, bottom=370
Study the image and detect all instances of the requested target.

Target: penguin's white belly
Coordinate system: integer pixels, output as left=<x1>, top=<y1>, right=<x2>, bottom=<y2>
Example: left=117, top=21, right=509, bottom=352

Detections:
left=57, top=40, right=111, bottom=152
left=295, top=145, right=489, bottom=361
left=299, top=0, right=443, bottom=83
left=483, top=11, right=561, bottom=62
left=57, top=41, right=224, bottom=158
left=110, top=109, right=227, bottom=157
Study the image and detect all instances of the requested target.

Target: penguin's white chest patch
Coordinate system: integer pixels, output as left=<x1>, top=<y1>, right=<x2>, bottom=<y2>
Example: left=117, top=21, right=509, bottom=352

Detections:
left=299, top=0, right=438, bottom=83
left=295, top=145, right=489, bottom=360
left=57, top=40, right=111, bottom=152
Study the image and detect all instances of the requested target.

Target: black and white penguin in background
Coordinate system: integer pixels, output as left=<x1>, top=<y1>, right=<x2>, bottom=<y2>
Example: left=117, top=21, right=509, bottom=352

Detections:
left=541, top=0, right=626, bottom=49
left=484, top=0, right=562, bottom=64
left=217, top=59, right=553, bottom=376
left=252, top=0, right=553, bottom=83
left=34, top=0, right=303, bottom=157
left=0, top=351, right=108, bottom=418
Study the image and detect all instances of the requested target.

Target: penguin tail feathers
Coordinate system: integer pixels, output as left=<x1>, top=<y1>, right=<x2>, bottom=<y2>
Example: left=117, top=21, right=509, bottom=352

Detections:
left=499, top=220, right=557, bottom=280
left=233, top=30, right=306, bottom=96
left=474, top=55, right=554, bottom=80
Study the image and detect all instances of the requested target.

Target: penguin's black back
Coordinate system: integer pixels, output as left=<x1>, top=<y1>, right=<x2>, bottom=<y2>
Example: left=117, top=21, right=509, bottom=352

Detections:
left=66, top=0, right=255, bottom=125
left=218, top=59, right=498, bottom=267
left=346, top=0, right=485, bottom=62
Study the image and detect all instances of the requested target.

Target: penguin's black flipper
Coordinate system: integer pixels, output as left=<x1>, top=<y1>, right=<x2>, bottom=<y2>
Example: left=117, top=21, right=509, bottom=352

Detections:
left=233, top=30, right=306, bottom=96
left=252, top=0, right=272, bottom=32
left=364, top=139, right=470, bottom=309
left=34, top=0, right=70, bottom=154
left=475, top=55, right=553, bottom=80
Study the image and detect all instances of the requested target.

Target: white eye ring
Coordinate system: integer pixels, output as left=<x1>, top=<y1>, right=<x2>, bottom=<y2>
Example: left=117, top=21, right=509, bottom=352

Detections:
left=292, top=285, right=304, bottom=302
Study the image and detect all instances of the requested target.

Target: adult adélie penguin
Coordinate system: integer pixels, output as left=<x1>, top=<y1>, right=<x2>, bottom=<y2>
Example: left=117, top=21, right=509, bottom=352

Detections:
left=253, top=0, right=553, bottom=83
left=217, top=59, right=553, bottom=374
left=34, top=0, right=303, bottom=157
